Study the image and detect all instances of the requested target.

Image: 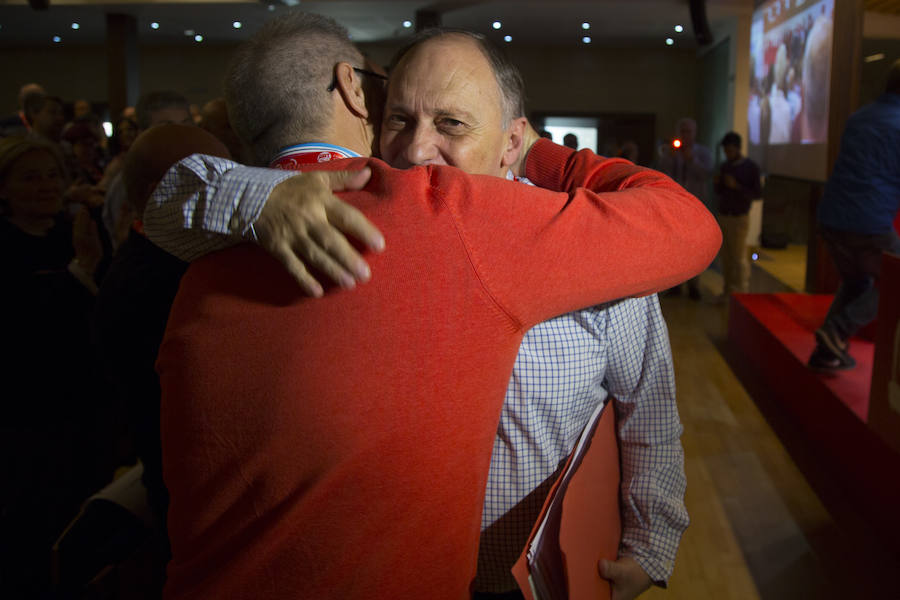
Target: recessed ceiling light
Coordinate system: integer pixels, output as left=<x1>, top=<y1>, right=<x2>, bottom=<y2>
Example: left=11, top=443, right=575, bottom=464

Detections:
left=52, top=35, right=61, bottom=43
left=504, top=35, right=512, bottom=42
left=492, top=21, right=502, bottom=30
left=194, top=34, right=203, bottom=42
left=402, top=20, right=412, bottom=28
left=71, top=23, right=80, bottom=30
left=674, top=24, right=684, bottom=33
left=150, top=22, right=160, bottom=30
left=582, top=36, right=591, bottom=44
left=184, top=29, right=194, bottom=36
left=233, top=21, right=242, bottom=29
left=864, top=53, right=885, bottom=63
left=582, top=22, right=590, bottom=30
left=666, top=38, right=674, bottom=46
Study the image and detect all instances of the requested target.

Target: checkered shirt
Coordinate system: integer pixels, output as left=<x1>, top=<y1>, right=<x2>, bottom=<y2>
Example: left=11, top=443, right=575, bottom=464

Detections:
left=474, top=296, right=688, bottom=591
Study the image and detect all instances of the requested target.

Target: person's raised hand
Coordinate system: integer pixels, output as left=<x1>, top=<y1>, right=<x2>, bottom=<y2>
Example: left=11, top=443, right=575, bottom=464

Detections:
left=253, top=167, right=384, bottom=298
left=598, top=557, right=652, bottom=600
left=72, top=205, right=103, bottom=276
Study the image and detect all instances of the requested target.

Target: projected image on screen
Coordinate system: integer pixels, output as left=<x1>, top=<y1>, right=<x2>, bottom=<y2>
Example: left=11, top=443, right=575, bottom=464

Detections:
left=748, top=0, right=834, bottom=180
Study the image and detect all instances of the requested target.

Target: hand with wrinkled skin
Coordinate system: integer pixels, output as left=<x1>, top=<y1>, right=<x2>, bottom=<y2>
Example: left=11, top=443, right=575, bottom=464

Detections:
left=253, top=167, right=384, bottom=297
left=598, top=556, right=653, bottom=600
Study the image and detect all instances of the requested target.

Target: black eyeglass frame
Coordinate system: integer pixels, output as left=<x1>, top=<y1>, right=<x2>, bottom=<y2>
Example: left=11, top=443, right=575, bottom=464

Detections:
left=327, top=67, right=389, bottom=92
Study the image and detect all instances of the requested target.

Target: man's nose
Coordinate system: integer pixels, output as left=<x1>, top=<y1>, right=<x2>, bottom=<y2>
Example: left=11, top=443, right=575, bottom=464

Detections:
left=404, top=125, right=441, bottom=166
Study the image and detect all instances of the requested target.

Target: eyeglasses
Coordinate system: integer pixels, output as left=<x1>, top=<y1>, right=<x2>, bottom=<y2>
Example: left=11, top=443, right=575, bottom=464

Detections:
left=327, top=67, right=389, bottom=92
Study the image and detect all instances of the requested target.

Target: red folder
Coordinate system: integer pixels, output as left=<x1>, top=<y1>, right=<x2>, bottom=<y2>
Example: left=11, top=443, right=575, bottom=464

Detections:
left=511, top=400, right=621, bottom=600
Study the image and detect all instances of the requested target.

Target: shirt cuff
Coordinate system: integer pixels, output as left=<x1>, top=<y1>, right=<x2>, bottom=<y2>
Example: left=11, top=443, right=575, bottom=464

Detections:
left=205, top=164, right=298, bottom=239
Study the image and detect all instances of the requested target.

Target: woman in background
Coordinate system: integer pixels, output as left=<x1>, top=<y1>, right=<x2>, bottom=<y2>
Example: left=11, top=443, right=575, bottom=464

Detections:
left=0, top=136, right=114, bottom=598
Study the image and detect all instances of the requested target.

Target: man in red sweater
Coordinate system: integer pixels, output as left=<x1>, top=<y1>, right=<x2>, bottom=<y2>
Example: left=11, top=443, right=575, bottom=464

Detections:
left=153, top=12, right=720, bottom=600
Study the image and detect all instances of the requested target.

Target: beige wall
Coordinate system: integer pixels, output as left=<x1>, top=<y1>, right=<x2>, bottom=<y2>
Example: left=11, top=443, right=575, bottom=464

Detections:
left=3, top=41, right=699, bottom=138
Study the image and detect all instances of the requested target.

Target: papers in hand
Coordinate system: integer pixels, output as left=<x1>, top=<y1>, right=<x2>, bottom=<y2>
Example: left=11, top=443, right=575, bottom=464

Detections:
left=512, top=399, right=621, bottom=600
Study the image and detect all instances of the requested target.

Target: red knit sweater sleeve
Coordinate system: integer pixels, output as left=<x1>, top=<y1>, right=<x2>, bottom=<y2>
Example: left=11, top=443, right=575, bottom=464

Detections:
left=429, top=140, right=721, bottom=330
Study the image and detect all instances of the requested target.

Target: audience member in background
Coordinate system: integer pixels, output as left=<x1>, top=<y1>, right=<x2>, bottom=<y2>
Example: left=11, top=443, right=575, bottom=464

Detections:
left=102, top=90, right=193, bottom=248
left=657, top=117, right=713, bottom=300
left=23, top=92, right=66, bottom=144
left=563, top=132, right=578, bottom=148
left=0, top=135, right=115, bottom=597
left=93, top=126, right=231, bottom=558
left=808, top=59, right=900, bottom=373
left=538, top=129, right=552, bottom=139
left=198, top=97, right=249, bottom=163
left=0, top=82, right=45, bottom=137
left=72, top=99, right=92, bottom=120
left=102, top=115, right=140, bottom=185
left=62, top=121, right=106, bottom=186
left=793, top=15, right=832, bottom=144
left=714, top=132, right=762, bottom=299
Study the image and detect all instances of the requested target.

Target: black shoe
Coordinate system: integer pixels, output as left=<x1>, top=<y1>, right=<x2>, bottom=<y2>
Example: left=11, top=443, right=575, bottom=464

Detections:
left=807, top=344, right=856, bottom=373
left=815, top=327, right=847, bottom=358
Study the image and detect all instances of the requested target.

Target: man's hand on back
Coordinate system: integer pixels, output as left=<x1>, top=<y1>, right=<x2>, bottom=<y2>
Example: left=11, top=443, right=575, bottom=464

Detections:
left=254, top=167, right=384, bottom=298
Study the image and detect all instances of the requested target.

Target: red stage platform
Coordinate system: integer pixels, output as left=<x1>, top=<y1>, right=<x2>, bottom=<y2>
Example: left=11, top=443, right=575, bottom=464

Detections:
left=727, top=292, right=900, bottom=550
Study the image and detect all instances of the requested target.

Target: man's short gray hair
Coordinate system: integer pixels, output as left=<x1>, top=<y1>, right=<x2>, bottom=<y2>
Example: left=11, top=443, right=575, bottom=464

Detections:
left=225, top=10, right=364, bottom=165
left=389, top=29, right=526, bottom=127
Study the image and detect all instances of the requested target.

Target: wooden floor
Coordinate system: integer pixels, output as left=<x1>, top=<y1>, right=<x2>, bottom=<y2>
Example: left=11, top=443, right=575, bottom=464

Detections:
left=647, top=267, right=900, bottom=600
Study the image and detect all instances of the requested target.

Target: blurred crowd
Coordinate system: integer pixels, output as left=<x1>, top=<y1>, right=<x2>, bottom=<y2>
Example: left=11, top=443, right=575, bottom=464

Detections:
left=0, top=82, right=243, bottom=598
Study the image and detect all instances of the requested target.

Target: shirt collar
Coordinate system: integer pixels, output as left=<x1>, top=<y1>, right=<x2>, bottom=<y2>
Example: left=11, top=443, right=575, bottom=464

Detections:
left=268, top=142, right=361, bottom=170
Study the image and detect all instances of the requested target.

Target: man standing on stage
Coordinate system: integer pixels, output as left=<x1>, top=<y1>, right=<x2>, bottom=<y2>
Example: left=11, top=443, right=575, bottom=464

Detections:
left=808, top=59, right=900, bottom=372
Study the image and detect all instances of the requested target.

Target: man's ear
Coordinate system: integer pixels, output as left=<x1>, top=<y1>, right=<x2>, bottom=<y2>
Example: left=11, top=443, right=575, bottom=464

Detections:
left=333, top=62, right=369, bottom=119
left=500, top=117, right=528, bottom=171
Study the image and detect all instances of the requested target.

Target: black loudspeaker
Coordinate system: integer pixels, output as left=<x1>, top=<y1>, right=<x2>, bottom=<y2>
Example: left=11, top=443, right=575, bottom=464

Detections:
left=28, top=0, right=50, bottom=9
left=689, top=0, right=713, bottom=46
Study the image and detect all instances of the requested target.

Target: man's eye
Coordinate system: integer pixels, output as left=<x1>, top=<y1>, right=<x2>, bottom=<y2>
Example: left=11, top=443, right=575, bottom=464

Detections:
left=438, top=119, right=466, bottom=134
left=386, top=115, right=408, bottom=129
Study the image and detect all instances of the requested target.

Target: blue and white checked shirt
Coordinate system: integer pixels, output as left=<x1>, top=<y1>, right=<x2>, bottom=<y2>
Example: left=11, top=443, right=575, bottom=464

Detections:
left=144, top=153, right=689, bottom=592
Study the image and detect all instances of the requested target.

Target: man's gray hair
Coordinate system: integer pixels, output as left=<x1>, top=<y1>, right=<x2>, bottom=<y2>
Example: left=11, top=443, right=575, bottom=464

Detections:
left=225, top=10, right=364, bottom=165
left=389, top=29, right=526, bottom=127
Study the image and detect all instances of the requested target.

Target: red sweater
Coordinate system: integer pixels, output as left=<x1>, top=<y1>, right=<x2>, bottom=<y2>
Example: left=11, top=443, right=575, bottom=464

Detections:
left=159, top=140, right=719, bottom=599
